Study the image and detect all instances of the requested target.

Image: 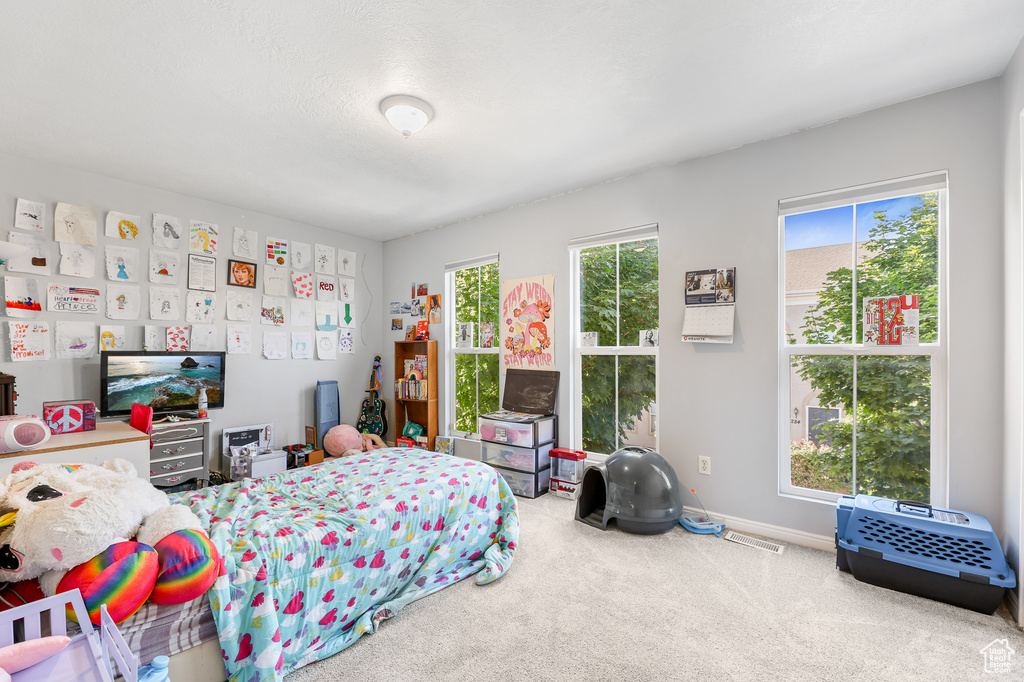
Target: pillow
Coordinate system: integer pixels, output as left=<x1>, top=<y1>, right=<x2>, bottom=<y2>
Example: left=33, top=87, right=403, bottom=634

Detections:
left=56, top=542, right=158, bottom=625
left=0, top=635, right=71, bottom=673
left=149, top=529, right=220, bottom=605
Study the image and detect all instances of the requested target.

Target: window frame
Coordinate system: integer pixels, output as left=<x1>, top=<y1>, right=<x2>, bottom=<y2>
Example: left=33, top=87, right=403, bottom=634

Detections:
left=569, top=225, right=659, bottom=455
left=444, top=256, right=500, bottom=438
left=777, top=173, right=948, bottom=506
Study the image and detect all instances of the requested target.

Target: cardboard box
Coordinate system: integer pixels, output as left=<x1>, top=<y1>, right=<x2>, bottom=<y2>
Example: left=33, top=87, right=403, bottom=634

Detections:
left=42, top=400, right=96, bottom=434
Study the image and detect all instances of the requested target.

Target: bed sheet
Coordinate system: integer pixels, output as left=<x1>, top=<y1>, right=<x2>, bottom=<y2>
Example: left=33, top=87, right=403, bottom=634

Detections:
left=172, top=448, right=519, bottom=682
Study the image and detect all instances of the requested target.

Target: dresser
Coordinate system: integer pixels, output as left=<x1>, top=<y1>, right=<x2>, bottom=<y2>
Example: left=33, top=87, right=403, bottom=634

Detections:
left=149, top=419, right=210, bottom=488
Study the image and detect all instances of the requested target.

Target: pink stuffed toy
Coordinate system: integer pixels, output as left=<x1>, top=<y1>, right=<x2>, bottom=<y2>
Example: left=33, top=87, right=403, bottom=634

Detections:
left=323, top=425, right=385, bottom=458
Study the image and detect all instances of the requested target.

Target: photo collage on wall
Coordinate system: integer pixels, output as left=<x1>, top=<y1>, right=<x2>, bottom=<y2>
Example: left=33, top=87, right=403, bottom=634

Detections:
left=389, top=282, right=439, bottom=342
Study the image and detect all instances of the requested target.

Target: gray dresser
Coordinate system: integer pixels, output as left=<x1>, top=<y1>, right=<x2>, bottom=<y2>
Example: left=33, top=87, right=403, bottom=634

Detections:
left=149, top=419, right=209, bottom=488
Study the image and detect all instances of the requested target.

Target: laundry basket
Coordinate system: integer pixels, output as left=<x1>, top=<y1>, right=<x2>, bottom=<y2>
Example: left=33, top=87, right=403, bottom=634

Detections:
left=0, top=589, right=136, bottom=682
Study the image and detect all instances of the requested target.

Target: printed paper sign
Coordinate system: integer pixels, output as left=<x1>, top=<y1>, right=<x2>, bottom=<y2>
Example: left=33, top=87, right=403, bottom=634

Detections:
left=864, top=295, right=920, bottom=346
left=47, top=284, right=101, bottom=313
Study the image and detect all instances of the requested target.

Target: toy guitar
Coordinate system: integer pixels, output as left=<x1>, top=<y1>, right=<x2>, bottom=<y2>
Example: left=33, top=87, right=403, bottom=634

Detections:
left=356, top=355, right=388, bottom=437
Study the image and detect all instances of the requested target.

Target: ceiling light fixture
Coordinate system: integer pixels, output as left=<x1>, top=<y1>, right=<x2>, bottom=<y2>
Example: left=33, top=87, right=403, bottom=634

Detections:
left=380, top=95, right=433, bottom=137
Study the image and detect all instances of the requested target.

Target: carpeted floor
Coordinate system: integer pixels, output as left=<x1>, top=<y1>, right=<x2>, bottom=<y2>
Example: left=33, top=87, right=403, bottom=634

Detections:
left=287, top=493, right=1024, bottom=681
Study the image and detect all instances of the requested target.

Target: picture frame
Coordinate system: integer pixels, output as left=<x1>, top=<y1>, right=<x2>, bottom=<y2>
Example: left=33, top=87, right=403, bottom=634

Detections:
left=228, top=259, right=257, bottom=288
left=187, top=253, right=217, bottom=292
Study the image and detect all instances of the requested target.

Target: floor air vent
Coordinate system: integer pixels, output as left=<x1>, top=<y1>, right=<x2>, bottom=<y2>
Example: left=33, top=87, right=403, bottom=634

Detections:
left=723, top=531, right=785, bottom=554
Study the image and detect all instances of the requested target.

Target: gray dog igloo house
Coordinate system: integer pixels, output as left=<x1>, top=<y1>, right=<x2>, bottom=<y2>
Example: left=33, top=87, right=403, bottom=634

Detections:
left=575, top=446, right=683, bottom=534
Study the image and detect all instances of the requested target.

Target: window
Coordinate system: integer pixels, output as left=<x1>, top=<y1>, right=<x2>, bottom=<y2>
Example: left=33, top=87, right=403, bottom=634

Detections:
left=445, top=256, right=499, bottom=435
left=780, top=172, right=946, bottom=504
left=570, top=225, right=659, bottom=454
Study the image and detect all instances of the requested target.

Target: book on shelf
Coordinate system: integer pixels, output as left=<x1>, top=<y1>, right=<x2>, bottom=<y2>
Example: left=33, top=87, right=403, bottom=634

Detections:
left=394, top=377, right=427, bottom=400
left=413, top=354, right=427, bottom=378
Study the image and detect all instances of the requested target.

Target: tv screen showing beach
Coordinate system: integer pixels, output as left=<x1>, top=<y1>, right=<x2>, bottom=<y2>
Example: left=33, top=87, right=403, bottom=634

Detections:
left=104, top=353, right=224, bottom=414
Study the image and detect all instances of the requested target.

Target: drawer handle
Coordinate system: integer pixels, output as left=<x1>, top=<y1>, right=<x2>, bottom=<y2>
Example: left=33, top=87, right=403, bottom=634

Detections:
left=162, top=460, right=188, bottom=471
left=162, top=445, right=187, bottom=455
left=165, top=475, right=183, bottom=484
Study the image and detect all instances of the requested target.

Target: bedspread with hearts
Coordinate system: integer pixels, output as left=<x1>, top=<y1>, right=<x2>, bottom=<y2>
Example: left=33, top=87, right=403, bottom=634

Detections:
left=172, top=448, right=519, bottom=682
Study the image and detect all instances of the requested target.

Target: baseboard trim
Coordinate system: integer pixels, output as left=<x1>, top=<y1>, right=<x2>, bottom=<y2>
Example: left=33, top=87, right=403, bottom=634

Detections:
left=1006, top=587, right=1022, bottom=628
left=682, top=505, right=835, bottom=553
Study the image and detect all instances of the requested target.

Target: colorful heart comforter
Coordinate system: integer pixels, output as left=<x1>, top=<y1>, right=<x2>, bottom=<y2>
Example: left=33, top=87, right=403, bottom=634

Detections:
left=172, top=448, right=519, bottom=681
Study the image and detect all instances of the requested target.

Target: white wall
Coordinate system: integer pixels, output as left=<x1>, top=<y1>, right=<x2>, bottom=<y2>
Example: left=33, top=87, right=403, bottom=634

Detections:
left=0, top=152, right=383, bottom=472
left=384, top=80, right=1005, bottom=540
left=1001, top=34, right=1024, bottom=625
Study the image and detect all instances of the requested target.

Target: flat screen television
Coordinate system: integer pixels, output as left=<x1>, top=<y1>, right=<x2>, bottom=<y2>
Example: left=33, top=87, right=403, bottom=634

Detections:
left=99, top=351, right=226, bottom=418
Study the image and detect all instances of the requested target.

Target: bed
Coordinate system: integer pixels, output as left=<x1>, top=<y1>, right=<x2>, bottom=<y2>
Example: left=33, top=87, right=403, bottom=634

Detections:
left=114, top=447, right=519, bottom=681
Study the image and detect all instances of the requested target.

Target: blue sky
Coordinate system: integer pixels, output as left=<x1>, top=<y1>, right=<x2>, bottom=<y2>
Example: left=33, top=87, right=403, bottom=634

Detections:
left=784, top=194, right=927, bottom=251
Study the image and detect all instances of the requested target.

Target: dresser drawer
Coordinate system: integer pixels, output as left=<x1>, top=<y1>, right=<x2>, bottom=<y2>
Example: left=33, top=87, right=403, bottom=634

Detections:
left=151, top=467, right=203, bottom=488
left=151, top=422, right=206, bottom=445
left=150, top=436, right=204, bottom=460
left=150, top=452, right=204, bottom=477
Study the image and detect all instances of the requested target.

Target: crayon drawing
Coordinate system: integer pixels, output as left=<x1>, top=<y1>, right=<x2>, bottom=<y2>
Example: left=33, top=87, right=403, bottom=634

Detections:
left=59, top=243, right=96, bottom=278
left=54, top=202, right=97, bottom=245
left=4, top=276, right=42, bottom=318
left=106, top=284, right=141, bottom=320
left=105, top=211, right=141, bottom=240
left=105, top=246, right=140, bottom=282
left=152, top=213, right=184, bottom=249
left=56, top=321, right=96, bottom=359
left=149, top=249, right=180, bottom=284
left=99, top=325, right=126, bottom=351
left=7, top=321, right=51, bottom=361
left=14, top=199, right=44, bottom=232
left=189, top=220, right=218, bottom=256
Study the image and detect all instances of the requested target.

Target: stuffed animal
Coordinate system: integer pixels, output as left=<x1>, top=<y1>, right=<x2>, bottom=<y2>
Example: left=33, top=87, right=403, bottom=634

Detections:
left=0, top=459, right=219, bottom=624
left=324, top=424, right=385, bottom=458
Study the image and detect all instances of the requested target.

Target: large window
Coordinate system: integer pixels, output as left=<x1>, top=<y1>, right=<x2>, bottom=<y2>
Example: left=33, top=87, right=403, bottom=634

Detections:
left=445, top=257, right=499, bottom=435
left=570, top=225, right=659, bottom=454
left=780, top=172, right=946, bottom=504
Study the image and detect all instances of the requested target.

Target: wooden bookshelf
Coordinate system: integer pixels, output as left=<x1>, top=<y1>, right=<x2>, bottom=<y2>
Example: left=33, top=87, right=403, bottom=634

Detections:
left=394, top=340, right=437, bottom=451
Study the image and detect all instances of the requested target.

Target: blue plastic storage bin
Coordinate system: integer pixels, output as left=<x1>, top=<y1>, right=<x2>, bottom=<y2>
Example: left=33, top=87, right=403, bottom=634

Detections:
left=835, top=495, right=1016, bottom=614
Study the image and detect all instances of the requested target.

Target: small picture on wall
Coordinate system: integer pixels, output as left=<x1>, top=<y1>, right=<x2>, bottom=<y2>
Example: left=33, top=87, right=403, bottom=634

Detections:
left=416, top=283, right=428, bottom=297
left=391, top=318, right=404, bottom=331
left=228, top=259, right=257, bottom=288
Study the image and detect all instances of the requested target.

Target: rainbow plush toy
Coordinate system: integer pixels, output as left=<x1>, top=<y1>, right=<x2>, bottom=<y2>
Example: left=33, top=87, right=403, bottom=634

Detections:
left=0, top=459, right=220, bottom=624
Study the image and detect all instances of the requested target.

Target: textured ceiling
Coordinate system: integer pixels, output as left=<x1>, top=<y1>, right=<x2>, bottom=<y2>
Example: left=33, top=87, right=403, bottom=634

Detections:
left=1, top=1, right=1023, bottom=241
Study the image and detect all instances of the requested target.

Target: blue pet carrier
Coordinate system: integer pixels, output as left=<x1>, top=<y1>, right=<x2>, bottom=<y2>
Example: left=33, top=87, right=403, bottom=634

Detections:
left=836, top=495, right=1015, bottom=614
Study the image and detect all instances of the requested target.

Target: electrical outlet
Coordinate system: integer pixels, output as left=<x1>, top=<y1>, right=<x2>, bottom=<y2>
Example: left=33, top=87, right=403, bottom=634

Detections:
left=698, top=455, right=711, bottom=475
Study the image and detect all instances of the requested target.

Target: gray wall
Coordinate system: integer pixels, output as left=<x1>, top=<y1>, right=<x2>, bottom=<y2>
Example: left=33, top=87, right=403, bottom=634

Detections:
left=384, top=80, right=1005, bottom=540
left=0, top=152, right=383, bottom=472
left=1001, top=33, right=1024, bottom=625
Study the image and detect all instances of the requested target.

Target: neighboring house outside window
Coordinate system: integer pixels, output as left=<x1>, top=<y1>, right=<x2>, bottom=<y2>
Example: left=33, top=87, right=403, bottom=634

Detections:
left=570, top=225, right=659, bottom=455
left=780, top=172, right=947, bottom=504
left=445, top=257, right=499, bottom=436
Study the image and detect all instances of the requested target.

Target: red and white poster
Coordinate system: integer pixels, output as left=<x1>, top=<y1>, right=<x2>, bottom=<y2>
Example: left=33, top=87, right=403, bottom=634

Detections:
left=864, top=295, right=919, bottom=346
left=500, top=274, right=554, bottom=372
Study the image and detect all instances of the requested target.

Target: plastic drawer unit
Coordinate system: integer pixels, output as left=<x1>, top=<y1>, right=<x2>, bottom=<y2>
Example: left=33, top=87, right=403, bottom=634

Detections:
left=835, top=495, right=1016, bottom=614
left=480, top=441, right=554, bottom=473
left=478, top=411, right=556, bottom=448
left=492, top=465, right=551, bottom=499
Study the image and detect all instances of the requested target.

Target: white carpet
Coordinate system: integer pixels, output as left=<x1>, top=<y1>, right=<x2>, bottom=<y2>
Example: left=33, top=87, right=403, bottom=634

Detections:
left=287, top=493, right=1024, bottom=681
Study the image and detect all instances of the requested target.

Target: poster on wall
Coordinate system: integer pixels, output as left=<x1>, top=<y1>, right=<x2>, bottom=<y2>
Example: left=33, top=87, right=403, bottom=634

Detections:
left=864, top=295, right=920, bottom=346
left=499, top=274, right=554, bottom=372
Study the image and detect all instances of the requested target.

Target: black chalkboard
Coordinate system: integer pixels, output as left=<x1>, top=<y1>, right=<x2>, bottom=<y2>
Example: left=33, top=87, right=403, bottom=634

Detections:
left=502, top=369, right=559, bottom=414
